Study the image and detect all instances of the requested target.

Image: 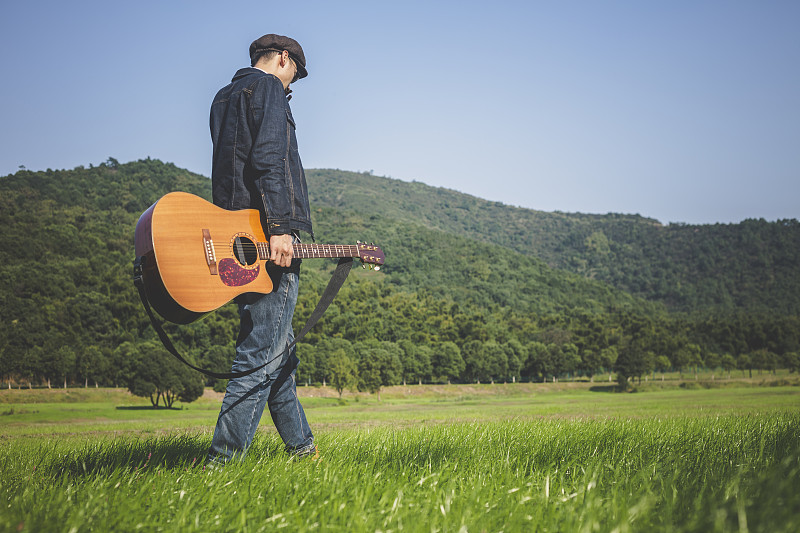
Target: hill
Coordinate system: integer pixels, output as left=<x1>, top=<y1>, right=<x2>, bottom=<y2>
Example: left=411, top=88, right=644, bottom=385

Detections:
left=306, top=169, right=800, bottom=313
left=0, top=159, right=798, bottom=390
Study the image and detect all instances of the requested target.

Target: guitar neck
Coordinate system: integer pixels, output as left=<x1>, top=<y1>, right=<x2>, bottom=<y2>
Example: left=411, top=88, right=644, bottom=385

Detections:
left=256, top=242, right=362, bottom=260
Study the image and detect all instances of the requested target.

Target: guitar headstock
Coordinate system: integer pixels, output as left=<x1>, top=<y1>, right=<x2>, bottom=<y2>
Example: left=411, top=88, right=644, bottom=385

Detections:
left=356, top=242, right=385, bottom=270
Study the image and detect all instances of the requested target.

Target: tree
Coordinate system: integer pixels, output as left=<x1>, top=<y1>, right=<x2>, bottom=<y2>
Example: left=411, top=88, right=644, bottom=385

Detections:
left=462, top=340, right=487, bottom=383
left=654, top=355, right=671, bottom=381
left=784, top=352, right=800, bottom=373
left=296, top=341, right=320, bottom=385
left=580, top=350, right=603, bottom=383
left=111, top=341, right=142, bottom=388
left=76, top=345, right=103, bottom=388
left=704, top=352, right=721, bottom=377
left=378, top=341, right=404, bottom=386
left=199, top=344, right=234, bottom=389
left=54, top=345, right=76, bottom=388
left=127, top=342, right=204, bottom=407
left=19, top=345, right=41, bottom=388
left=353, top=340, right=402, bottom=401
left=483, top=341, right=508, bottom=384
left=413, top=345, right=433, bottom=384
left=737, top=353, right=752, bottom=378
left=175, top=371, right=205, bottom=405
left=357, top=351, right=384, bottom=401
left=328, top=349, right=357, bottom=399
left=673, top=343, right=702, bottom=378
left=614, top=347, right=651, bottom=389
left=750, top=349, right=778, bottom=375
left=720, top=353, right=736, bottom=378
left=315, top=338, right=354, bottom=386
left=501, top=340, right=526, bottom=382
left=398, top=340, right=432, bottom=385
left=524, top=341, right=549, bottom=382
left=600, top=347, right=619, bottom=382
left=642, top=351, right=656, bottom=382
left=556, top=343, right=581, bottom=381
left=431, top=342, right=464, bottom=383
left=39, top=341, right=75, bottom=389
left=686, top=344, right=703, bottom=378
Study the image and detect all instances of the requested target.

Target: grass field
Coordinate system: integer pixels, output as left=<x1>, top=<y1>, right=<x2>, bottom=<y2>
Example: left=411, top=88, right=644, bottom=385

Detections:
left=1, top=381, right=799, bottom=532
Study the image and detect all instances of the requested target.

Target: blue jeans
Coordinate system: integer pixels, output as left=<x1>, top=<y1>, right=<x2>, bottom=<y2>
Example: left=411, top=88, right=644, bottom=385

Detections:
left=207, top=259, right=314, bottom=465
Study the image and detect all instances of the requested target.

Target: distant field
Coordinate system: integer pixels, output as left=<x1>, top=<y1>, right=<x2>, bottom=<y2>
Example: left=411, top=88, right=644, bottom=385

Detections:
left=1, top=379, right=798, bottom=437
left=1, top=382, right=799, bottom=532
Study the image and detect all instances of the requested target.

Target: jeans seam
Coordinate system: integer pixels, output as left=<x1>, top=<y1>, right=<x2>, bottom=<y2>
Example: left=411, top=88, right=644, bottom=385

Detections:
left=244, top=380, right=262, bottom=451
left=289, top=373, right=307, bottom=445
left=240, top=273, right=292, bottom=452
left=262, top=272, right=293, bottom=379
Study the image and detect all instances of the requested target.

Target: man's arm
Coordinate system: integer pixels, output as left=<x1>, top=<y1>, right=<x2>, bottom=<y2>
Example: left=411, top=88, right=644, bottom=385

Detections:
left=249, top=75, right=293, bottom=239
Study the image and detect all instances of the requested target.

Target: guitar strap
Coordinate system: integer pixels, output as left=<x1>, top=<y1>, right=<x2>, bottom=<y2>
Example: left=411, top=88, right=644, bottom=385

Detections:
left=133, top=256, right=353, bottom=380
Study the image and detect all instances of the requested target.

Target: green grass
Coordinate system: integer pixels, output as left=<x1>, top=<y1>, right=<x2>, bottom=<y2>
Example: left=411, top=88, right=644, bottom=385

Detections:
left=2, top=381, right=797, bottom=437
left=1, top=384, right=799, bottom=531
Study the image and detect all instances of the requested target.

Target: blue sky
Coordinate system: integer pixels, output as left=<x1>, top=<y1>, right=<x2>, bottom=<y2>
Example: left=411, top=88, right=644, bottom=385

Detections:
left=1, top=0, right=798, bottom=224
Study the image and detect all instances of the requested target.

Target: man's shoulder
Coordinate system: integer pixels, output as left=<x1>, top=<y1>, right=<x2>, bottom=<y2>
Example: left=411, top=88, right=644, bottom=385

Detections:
left=231, top=68, right=283, bottom=90
left=213, top=68, right=282, bottom=104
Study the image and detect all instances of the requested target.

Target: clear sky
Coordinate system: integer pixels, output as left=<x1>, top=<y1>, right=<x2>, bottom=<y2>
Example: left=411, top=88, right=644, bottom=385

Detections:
left=1, top=0, right=798, bottom=224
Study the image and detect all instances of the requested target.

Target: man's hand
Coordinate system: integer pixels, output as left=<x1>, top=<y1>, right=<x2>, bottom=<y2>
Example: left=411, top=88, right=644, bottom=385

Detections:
left=269, top=234, right=294, bottom=267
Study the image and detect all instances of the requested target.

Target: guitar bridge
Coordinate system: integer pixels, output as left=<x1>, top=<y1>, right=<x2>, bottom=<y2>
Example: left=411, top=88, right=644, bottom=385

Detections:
left=202, top=229, right=218, bottom=275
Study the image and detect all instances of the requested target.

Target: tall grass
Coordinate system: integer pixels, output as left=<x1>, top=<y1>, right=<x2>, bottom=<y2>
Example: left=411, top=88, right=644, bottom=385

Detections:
left=2, top=412, right=798, bottom=532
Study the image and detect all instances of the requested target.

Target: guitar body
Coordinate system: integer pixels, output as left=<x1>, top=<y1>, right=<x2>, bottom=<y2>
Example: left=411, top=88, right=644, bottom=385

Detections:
left=135, top=192, right=384, bottom=324
left=135, top=192, right=274, bottom=323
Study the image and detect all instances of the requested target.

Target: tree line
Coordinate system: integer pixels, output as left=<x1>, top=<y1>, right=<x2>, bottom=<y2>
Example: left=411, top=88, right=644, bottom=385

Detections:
left=3, top=270, right=798, bottom=397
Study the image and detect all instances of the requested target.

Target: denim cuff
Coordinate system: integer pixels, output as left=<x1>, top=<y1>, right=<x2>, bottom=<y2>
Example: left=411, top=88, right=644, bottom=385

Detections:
left=288, top=442, right=316, bottom=457
left=266, top=219, right=291, bottom=235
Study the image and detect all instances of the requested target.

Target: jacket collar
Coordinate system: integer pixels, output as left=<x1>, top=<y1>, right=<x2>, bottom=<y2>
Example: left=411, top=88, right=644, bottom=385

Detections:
left=231, top=67, right=267, bottom=82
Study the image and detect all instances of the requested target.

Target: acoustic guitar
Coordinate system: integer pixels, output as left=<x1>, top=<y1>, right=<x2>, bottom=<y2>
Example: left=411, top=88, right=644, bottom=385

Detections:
left=134, top=191, right=384, bottom=324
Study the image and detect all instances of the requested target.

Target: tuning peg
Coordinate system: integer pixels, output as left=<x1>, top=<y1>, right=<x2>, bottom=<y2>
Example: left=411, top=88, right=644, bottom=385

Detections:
left=374, top=266, right=380, bottom=271
left=362, top=263, right=367, bottom=269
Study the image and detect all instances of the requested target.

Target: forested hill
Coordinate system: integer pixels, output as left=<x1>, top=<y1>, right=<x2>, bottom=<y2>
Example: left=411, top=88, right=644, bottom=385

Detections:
left=0, top=158, right=652, bottom=323
left=1, top=159, right=798, bottom=390
left=307, top=169, right=800, bottom=314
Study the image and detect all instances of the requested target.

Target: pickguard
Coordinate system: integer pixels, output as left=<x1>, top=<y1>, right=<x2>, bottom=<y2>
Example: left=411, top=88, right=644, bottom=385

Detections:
left=218, top=258, right=259, bottom=287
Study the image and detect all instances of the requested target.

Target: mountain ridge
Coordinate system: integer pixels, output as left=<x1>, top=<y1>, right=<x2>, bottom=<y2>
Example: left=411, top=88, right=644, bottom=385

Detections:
left=306, top=168, right=800, bottom=313
left=2, top=160, right=798, bottom=315
left=1, top=159, right=797, bottom=388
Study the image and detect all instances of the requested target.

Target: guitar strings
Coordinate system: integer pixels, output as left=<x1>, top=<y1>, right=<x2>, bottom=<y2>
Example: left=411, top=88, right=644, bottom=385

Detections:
left=208, top=243, right=362, bottom=258
left=209, top=243, right=361, bottom=251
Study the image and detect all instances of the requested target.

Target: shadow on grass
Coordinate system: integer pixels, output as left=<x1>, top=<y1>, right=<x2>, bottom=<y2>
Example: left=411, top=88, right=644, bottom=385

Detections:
left=588, top=385, right=620, bottom=393
left=48, top=434, right=210, bottom=480
left=115, top=406, right=183, bottom=410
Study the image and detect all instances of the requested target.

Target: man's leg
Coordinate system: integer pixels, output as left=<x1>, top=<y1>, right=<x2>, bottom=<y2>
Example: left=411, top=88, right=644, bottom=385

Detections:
left=268, top=336, right=315, bottom=456
left=207, top=261, right=312, bottom=464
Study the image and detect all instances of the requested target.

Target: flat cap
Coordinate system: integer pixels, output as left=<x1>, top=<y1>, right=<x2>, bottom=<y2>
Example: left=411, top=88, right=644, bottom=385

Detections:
left=249, top=34, right=308, bottom=81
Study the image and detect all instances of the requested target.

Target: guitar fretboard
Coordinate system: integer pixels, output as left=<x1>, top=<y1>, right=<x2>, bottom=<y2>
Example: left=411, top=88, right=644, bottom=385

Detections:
left=256, top=243, right=361, bottom=260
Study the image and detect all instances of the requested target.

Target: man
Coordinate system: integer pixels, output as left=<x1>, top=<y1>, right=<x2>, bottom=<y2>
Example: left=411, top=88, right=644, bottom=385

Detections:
left=207, top=34, right=316, bottom=465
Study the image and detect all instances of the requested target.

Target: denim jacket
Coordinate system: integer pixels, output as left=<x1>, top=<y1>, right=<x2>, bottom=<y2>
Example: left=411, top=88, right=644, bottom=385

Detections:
left=210, top=67, right=312, bottom=237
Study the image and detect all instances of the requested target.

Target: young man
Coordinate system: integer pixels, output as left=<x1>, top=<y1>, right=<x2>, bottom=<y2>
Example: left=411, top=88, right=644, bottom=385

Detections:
left=207, top=34, right=316, bottom=465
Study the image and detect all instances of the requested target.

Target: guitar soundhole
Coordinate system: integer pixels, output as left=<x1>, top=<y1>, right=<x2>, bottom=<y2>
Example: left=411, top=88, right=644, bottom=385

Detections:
left=232, top=235, right=258, bottom=266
